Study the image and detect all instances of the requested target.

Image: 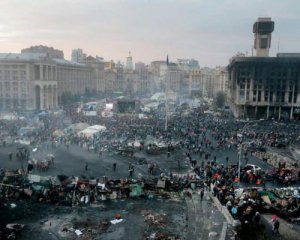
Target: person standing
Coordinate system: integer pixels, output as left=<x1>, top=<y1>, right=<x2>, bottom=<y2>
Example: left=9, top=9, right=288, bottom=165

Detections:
left=113, top=162, right=117, bottom=171
left=200, top=189, right=204, bottom=201
left=129, top=163, right=134, bottom=177
left=270, top=214, right=280, bottom=235
left=99, top=149, right=102, bottom=159
left=9, top=152, right=13, bottom=161
left=85, top=162, right=88, bottom=171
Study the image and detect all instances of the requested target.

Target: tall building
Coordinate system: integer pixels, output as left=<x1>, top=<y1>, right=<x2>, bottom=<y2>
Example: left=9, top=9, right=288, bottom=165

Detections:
left=0, top=53, right=57, bottom=110
left=165, top=64, right=185, bottom=94
left=228, top=18, right=300, bottom=120
left=214, top=67, right=228, bottom=96
left=177, top=59, right=200, bottom=72
left=228, top=55, right=300, bottom=119
left=82, top=56, right=105, bottom=93
left=150, top=61, right=168, bottom=91
left=71, top=49, right=87, bottom=63
left=135, top=62, right=146, bottom=72
left=253, top=17, right=274, bottom=57
left=0, top=46, right=94, bottom=111
left=126, top=52, right=133, bottom=71
left=189, top=69, right=202, bottom=97
left=188, top=67, right=228, bottom=98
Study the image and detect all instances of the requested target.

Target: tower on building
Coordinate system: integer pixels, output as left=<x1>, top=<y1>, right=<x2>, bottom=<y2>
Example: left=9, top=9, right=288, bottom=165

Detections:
left=253, top=17, right=274, bottom=57
left=126, top=51, right=133, bottom=71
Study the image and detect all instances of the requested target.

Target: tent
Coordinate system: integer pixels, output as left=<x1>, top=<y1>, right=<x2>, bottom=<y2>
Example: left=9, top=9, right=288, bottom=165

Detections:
left=78, top=128, right=99, bottom=138
left=53, top=130, right=65, bottom=137
left=150, top=92, right=165, bottom=101
left=66, top=123, right=90, bottom=133
left=88, top=125, right=106, bottom=131
left=78, top=125, right=107, bottom=138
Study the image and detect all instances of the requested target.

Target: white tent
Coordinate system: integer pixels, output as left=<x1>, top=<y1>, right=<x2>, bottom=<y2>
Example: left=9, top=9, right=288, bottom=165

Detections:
left=53, top=130, right=65, bottom=137
left=66, top=123, right=90, bottom=133
left=88, top=125, right=106, bottom=131
left=150, top=92, right=165, bottom=101
left=78, top=128, right=99, bottom=138
left=78, top=125, right=106, bottom=138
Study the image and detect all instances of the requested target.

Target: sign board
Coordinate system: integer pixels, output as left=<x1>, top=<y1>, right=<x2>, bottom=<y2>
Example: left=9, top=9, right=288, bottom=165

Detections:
left=83, top=111, right=97, bottom=116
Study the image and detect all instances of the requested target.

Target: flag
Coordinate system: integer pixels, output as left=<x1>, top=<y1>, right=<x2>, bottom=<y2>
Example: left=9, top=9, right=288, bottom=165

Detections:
left=166, top=55, right=169, bottom=66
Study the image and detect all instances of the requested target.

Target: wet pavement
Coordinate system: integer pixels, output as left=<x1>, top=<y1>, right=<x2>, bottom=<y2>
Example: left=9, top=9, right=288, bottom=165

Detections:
left=1, top=124, right=300, bottom=239
left=16, top=198, right=187, bottom=240
left=186, top=190, right=226, bottom=240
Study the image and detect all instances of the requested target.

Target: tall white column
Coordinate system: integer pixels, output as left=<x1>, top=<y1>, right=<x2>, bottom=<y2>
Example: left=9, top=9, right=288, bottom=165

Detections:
left=53, top=86, right=57, bottom=107
left=49, top=86, right=53, bottom=109
left=40, top=86, right=44, bottom=110
left=44, top=86, right=48, bottom=109
left=40, top=65, right=43, bottom=80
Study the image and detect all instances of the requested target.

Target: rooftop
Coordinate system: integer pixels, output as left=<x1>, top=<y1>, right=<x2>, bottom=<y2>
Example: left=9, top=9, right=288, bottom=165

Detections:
left=0, top=52, right=88, bottom=67
left=0, top=53, right=48, bottom=61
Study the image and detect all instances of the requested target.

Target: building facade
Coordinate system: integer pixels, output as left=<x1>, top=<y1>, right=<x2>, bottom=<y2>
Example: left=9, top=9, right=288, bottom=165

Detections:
left=0, top=53, right=58, bottom=110
left=188, top=67, right=228, bottom=98
left=227, top=55, right=300, bottom=119
left=0, top=46, right=94, bottom=111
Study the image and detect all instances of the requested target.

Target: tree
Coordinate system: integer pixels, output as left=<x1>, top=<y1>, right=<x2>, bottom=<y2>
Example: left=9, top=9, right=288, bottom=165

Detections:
left=215, top=91, right=226, bottom=108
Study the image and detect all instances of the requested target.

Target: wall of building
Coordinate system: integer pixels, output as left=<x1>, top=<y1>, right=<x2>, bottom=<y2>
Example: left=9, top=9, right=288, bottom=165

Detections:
left=228, top=57, right=300, bottom=119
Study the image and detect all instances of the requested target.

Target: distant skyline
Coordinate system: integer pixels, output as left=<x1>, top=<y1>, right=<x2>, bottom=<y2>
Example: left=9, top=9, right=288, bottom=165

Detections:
left=0, top=0, right=300, bottom=67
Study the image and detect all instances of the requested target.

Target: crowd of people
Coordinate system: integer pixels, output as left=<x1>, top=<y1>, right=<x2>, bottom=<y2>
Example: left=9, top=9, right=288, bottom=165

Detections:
left=1, top=100, right=300, bottom=239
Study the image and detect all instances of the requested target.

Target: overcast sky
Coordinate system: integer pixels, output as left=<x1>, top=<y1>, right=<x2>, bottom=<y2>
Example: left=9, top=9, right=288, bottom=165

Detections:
left=0, top=0, right=299, bottom=67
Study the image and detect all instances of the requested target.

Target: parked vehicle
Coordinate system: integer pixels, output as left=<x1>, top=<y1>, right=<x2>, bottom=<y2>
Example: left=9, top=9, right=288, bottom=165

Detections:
left=243, top=164, right=262, bottom=174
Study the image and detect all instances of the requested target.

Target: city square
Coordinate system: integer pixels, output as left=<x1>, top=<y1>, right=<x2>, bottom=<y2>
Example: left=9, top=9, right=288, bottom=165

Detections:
left=1, top=1, right=300, bottom=240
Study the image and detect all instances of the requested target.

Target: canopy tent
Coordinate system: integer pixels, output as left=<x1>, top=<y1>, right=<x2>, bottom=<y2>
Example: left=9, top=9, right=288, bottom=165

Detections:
left=78, top=125, right=106, bottom=138
left=53, top=130, right=65, bottom=137
left=88, top=125, right=106, bottom=131
left=150, top=92, right=165, bottom=101
left=65, top=123, right=90, bottom=133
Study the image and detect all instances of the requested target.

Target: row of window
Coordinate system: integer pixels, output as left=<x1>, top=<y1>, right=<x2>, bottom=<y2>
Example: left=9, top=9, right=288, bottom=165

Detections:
left=240, top=90, right=298, bottom=103
left=0, top=93, right=28, bottom=98
left=0, top=65, right=26, bottom=69
left=0, top=70, right=26, bottom=74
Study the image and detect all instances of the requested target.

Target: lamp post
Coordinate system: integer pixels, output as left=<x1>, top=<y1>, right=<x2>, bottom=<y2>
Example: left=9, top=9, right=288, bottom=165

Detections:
left=237, top=119, right=262, bottom=185
left=237, top=121, right=251, bottom=185
left=238, top=144, right=242, bottom=186
left=17, top=146, right=29, bottom=175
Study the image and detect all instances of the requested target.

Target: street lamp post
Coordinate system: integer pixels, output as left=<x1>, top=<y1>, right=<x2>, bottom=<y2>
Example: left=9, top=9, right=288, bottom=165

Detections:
left=237, top=122, right=251, bottom=185
left=17, top=146, right=29, bottom=175
left=238, top=144, right=242, bottom=186
left=237, top=120, right=262, bottom=185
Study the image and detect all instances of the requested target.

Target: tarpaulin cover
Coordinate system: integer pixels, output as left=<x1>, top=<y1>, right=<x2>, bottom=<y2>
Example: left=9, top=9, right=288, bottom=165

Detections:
left=261, top=195, right=271, bottom=205
left=31, top=184, right=44, bottom=192
left=259, top=191, right=276, bottom=201
left=129, top=183, right=143, bottom=197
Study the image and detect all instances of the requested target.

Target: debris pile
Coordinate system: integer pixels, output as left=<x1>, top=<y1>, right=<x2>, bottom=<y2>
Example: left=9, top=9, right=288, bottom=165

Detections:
left=144, top=212, right=168, bottom=226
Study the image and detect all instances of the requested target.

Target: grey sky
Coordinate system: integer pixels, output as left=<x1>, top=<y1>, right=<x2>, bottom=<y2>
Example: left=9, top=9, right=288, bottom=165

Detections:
left=0, top=0, right=299, bottom=67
